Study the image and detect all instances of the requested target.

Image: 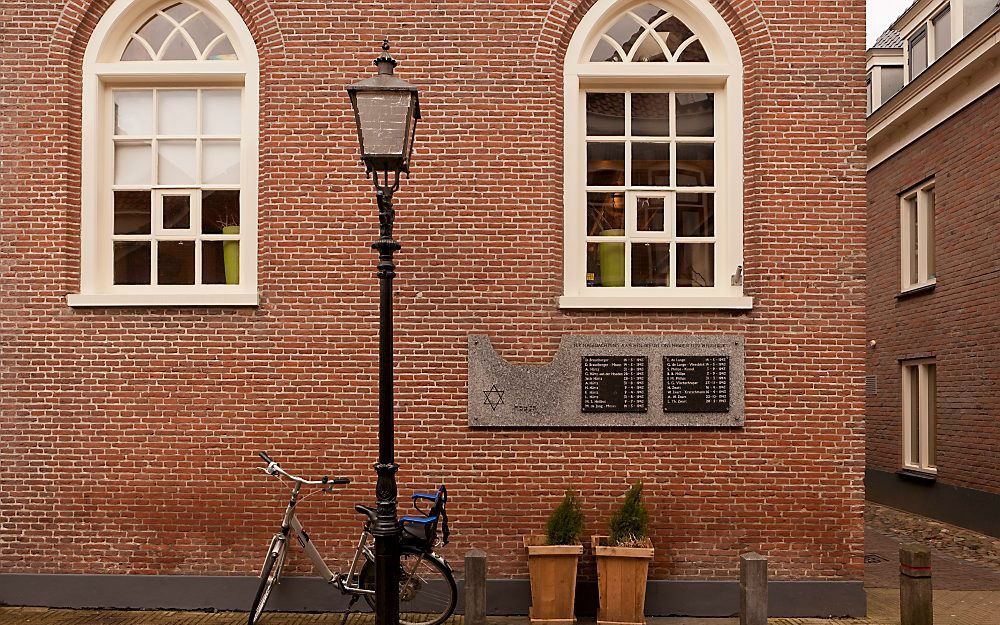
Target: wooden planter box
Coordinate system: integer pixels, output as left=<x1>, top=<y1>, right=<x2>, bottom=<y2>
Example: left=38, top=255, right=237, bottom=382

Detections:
left=524, top=536, right=584, bottom=625
left=592, top=536, right=654, bottom=625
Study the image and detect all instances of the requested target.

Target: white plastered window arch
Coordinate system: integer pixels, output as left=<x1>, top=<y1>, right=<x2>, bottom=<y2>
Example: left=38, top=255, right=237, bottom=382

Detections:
left=560, top=0, right=750, bottom=310
left=68, top=0, right=259, bottom=307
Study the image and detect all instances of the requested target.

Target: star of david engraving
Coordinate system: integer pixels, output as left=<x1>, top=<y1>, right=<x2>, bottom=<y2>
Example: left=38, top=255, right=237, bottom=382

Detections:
left=483, top=384, right=505, bottom=411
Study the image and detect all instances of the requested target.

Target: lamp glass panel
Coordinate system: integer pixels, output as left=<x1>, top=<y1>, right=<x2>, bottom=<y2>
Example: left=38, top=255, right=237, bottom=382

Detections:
left=355, top=91, right=411, bottom=157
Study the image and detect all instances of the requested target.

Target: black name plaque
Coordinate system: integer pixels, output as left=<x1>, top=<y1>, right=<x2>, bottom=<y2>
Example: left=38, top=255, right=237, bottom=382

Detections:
left=663, top=356, right=729, bottom=413
left=581, top=356, right=648, bottom=413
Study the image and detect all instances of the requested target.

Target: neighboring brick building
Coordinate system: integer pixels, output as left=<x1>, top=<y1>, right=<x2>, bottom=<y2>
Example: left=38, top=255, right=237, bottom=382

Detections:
left=0, top=0, right=867, bottom=617
left=866, top=1, right=1000, bottom=537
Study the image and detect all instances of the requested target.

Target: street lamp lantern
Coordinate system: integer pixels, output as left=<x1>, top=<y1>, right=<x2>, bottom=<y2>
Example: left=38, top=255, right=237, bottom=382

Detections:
left=346, top=38, right=421, bottom=625
left=347, top=39, right=421, bottom=190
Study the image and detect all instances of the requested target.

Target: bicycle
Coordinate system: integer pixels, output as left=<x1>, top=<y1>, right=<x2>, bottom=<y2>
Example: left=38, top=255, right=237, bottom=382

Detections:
left=248, top=452, right=457, bottom=625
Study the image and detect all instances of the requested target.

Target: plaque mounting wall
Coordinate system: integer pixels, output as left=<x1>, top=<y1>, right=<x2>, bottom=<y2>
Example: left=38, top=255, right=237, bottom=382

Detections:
left=468, top=335, right=745, bottom=428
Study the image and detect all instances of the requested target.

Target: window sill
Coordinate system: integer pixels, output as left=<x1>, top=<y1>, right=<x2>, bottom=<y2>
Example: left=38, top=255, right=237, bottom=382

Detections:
left=896, top=282, right=936, bottom=300
left=559, top=294, right=753, bottom=310
left=898, top=467, right=937, bottom=483
left=67, top=292, right=259, bottom=308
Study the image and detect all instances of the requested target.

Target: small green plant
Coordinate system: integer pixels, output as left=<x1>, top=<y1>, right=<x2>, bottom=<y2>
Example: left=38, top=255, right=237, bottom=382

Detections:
left=545, top=490, right=585, bottom=545
left=608, top=481, right=649, bottom=547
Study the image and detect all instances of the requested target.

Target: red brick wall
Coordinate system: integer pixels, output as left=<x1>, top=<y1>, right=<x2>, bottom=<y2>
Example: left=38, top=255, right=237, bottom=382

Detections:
left=866, top=86, right=1000, bottom=495
left=0, top=0, right=867, bottom=581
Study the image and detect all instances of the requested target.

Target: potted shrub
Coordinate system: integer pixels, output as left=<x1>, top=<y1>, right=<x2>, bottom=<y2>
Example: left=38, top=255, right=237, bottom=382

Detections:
left=592, top=482, right=653, bottom=625
left=524, top=490, right=585, bottom=624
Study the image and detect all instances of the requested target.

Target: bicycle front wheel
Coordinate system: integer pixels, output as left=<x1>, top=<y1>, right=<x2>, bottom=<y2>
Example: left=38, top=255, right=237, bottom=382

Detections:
left=360, top=546, right=457, bottom=625
left=248, top=535, right=287, bottom=625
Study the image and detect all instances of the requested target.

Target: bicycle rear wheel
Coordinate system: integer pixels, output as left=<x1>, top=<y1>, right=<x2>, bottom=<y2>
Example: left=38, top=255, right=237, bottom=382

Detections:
left=360, top=546, right=457, bottom=625
left=248, top=535, right=287, bottom=625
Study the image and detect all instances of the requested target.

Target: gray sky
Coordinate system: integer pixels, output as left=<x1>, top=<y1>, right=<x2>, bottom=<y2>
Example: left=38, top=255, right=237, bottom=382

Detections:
left=868, top=0, right=915, bottom=47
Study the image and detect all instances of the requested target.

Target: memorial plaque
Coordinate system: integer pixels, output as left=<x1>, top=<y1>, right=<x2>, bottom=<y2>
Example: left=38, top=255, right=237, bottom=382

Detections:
left=581, top=356, right=647, bottom=413
left=663, top=356, right=729, bottom=412
left=467, top=335, right=744, bottom=428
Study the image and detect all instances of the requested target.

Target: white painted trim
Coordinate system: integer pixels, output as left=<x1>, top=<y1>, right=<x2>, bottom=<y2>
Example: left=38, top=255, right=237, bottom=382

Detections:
left=901, top=359, right=937, bottom=472
left=899, top=180, right=936, bottom=292
left=67, top=292, right=259, bottom=307
left=562, top=0, right=745, bottom=309
left=559, top=295, right=752, bottom=310
left=867, top=12, right=1000, bottom=169
left=75, top=0, right=259, bottom=307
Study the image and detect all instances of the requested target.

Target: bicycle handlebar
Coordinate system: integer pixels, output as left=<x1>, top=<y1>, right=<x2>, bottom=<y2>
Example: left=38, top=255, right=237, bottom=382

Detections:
left=258, top=452, right=352, bottom=487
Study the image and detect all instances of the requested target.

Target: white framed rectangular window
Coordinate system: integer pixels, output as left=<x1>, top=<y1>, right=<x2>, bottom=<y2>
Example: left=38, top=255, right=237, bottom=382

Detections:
left=902, top=359, right=936, bottom=473
left=900, top=180, right=936, bottom=292
left=908, top=26, right=928, bottom=81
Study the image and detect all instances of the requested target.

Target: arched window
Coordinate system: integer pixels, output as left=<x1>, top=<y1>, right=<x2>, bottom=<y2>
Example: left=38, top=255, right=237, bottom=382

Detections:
left=69, top=0, right=259, bottom=307
left=560, top=0, right=749, bottom=309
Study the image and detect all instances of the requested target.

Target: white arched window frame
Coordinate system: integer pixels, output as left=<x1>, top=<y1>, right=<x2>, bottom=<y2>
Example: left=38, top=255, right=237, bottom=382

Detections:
left=560, top=0, right=750, bottom=310
left=68, top=0, right=259, bottom=307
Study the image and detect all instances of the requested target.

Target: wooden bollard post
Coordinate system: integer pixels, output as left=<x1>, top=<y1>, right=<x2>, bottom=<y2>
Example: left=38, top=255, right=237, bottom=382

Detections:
left=739, top=552, right=767, bottom=625
left=900, top=544, right=932, bottom=625
left=465, top=549, right=487, bottom=625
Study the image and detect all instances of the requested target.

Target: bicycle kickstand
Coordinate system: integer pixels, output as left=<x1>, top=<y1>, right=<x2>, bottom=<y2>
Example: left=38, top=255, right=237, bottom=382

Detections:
left=338, top=595, right=360, bottom=625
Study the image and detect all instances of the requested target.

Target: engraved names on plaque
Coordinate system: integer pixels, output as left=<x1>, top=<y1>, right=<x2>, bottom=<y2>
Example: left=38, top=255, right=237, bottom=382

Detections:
left=581, top=356, right=648, bottom=413
left=662, top=355, right=730, bottom=413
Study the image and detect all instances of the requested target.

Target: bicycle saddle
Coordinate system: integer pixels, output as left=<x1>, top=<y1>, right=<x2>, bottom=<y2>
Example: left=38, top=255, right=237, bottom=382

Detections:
left=355, top=504, right=377, bottom=522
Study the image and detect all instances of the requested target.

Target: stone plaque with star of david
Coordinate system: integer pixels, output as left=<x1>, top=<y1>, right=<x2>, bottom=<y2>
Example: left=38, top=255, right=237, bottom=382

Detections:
left=467, top=334, right=744, bottom=428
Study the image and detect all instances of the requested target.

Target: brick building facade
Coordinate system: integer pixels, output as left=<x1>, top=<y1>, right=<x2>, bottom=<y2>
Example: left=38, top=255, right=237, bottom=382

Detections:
left=1, top=0, right=867, bottom=616
left=866, top=2, right=1000, bottom=537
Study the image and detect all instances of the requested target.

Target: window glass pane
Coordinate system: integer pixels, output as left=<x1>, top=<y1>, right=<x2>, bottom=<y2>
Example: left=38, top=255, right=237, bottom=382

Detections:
left=964, top=0, right=995, bottom=35
left=909, top=28, right=928, bottom=79
left=590, top=39, right=621, bottom=62
left=631, top=93, right=670, bottom=136
left=113, top=241, right=151, bottom=285
left=654, top=16, right=694, bottom=54
left=676, top=143, right=714, bottom=187
left=158, top=90, right=197, bottom=135
left=604, top=15, right=645, bottom=58
left=158, top=140, right=197, bottom=184
left=114, top=90, right=154, bottom=135
left=926, top=364, right=936, bottom=467
left=135, top=14, right=173, bottom=52
left=122, top=38, right=152, bottom=61
left=114, top=142, right=152, bottom=185
left=183, top=12, right=223, bottom=54
left=161, top=31, right=197, bottom=60
left=587, top=192, right=625, bottom=234
left=631, top=32, right=667, bottom=62
left=677, top=39, right=709, bottom=62
left=587, top=143, right=625, bottom=187
left=202, top=240, right=239, bottom=284
left=202, top=140, right=241, bottom=184
left=881, top=67, right=904, bottom=102
left=636, top=197, right=664, bottom=232
left=206, top=36, right=237, bottom=61
left=866, top=75, right=873, bottom=115
left=631, top=142, right=670, bottom=187
left=164, top=2, right=197, bottom=22
left=163, top=195, right=191, bottom=229
left=202, top=90, right=242, bottom=135
left=158, top=240, right=195, bottom=285
left=114, top=191, right=151, bottom=235
left=926, top=189, right=936, bottom=280
left=677, top=193, right=714, bottom=237
left=586, top=239, right=625, bottom=287
left=908, top=366, right=920, bottom=464
left=908, top=198, right=919, bottom=285
left=586, top=93, right=625, bottom=136
left=201, top=190, right=240, bottom=234
left=676, top=243, right=714, bottom=287
left=631, top=243, right=670, bottom=286
left=934, top=8, right=951, bottom=59
left=676, top=93, right=714, bottom=137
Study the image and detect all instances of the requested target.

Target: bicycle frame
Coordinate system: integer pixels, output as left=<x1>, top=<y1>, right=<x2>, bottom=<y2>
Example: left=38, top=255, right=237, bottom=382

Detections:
left=272, top=480, right=375, bottom=595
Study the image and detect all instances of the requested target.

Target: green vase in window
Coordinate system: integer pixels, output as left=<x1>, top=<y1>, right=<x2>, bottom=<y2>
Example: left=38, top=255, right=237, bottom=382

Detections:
left=599, top=229, right=625, bottom=287
left=222, top=226, right=240, bottom=285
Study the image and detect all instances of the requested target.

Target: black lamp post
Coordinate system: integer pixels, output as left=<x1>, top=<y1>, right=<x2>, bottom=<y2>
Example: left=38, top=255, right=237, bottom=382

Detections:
left=347, top=39, right=420, bottom=625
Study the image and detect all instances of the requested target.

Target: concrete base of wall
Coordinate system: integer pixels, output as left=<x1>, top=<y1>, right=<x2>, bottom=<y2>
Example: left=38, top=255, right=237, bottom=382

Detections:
left=0, top=574, right=866, bottom=618
left=866, top=468, right=1000, bottom=538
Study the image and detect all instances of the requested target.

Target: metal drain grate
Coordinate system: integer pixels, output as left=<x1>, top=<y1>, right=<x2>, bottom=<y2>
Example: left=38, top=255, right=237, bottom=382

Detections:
left=865, top=553, right=889, bottom=563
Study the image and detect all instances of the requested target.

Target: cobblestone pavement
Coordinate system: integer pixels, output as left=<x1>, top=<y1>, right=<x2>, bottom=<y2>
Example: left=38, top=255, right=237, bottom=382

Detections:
left=866, top=503, right=1000, bottom=570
